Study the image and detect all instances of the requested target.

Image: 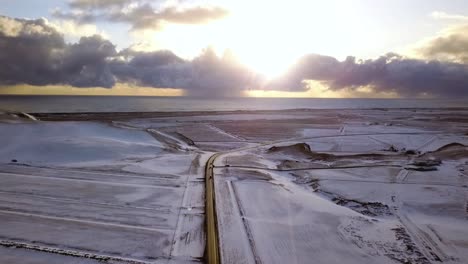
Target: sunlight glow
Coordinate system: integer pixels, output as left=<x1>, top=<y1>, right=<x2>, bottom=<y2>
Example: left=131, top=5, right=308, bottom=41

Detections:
left=142, top=0, right=375, bottom=80
left=247, top=81, right=400, bottom=99
left=0, top=84, right=184, bottom=96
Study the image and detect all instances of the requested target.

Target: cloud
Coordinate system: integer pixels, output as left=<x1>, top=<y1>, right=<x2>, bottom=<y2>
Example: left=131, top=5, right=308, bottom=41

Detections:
left=63, top=35, right=117, bottom=87
left=0, top=16, right=116, bottom=88
left=69, top=0, right=136, bottom=9
left=0, top=16, right=67, bottom=86
left=52, top=9, right=99, bottom=24
left=154, top=5, right=229, bottom=24
left=0, top=16, right=254, bottom=96
left=181, top=48, right=257, bottom=97
left=110, top=47, right=257, bottom=97
left=110, top=49, right=189, bottom=88
left=1, top=15, right=467, bottom=98
left=0, top=16, right=58, bottom=37
left=417, top=24, right=468, bottom=63
left=266, top=53, right=468, bottom=97
left=53, top=0, right=229, bottom=31
left=48, top=19, right=108, bottom=42
left=430, top=11, right=468, bottom=21
left=110, top=4, right=229, bottom=30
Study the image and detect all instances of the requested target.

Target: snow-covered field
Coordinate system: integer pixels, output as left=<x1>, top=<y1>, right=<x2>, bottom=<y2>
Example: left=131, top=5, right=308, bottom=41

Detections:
left=211, top=110, right=468, bottom=264
left=0, top=116, right=208, bottom=263
left=0, top=108, right=467, bottom=263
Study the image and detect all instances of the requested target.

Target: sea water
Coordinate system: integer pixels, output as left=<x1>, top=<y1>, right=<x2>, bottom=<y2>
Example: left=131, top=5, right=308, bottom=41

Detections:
left=0, top=95, right=467, bottom=113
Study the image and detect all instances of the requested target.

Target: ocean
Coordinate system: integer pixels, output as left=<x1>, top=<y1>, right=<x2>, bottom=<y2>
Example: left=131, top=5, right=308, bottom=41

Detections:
left=0, top=95, right=467, bottom=113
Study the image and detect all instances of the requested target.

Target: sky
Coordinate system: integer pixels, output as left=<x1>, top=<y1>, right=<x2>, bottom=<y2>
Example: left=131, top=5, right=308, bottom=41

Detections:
left=0, top=0, right=468, bottom=98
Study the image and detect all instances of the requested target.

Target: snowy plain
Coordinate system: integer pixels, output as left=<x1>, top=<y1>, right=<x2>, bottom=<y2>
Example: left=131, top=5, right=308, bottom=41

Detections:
left=0, top=108, right=467, bottom=263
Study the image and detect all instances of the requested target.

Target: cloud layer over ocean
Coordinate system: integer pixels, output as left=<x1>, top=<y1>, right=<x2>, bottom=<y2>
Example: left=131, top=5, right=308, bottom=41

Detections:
left=0, top=15, right=467, bottom=97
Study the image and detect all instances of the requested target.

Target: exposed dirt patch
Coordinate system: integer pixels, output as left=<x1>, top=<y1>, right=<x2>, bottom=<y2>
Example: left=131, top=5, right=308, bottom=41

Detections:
left=278, top=159, right=330, bottom=169
left=410, top=159, right=442, bottom=167
left=0, top=240, right=148, bottom=264
left=405, top=166, right=439, bottom=172
left=381, top=145, right=421, bottom=156
left=269, top=142, right=466, bottom=171
left=172, top=131, right=196, bottom=146
left=383, top=145, right=400, bottom=153
left=406, top=143, right=468, bottom=171
left=305, top=179, right=393, bottom=217
left=268, top=143, right=335, bottom=160
left=267, top=143, right=391, bottom=161
left=421, top=143, right=468, bottom=160
left=333, top=197, right=393, bottom=217
left=269, top=143, right=313, bottom=155
left=267, top=143, right=402, bottom=170
left=390, top=227, right=432, bottom=264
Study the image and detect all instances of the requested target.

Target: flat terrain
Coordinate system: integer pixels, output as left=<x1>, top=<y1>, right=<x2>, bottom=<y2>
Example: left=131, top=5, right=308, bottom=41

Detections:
left=1, top=108, right=467, bottom=263
left=0, top=119, right=207, bottom=263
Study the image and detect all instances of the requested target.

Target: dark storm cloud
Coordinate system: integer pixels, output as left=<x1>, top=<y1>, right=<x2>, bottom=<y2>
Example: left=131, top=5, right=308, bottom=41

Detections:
left=419, top=24, right=468, bottom=63
left=53, top=0, right=229, bottom=30
left=266, top=53, right=468, bottom=97
left=0, top=16, right=66, bottom=86
left=0, top=16, right=253, bottom=94
left=110, top=48, right=257, bottom=97
left=0, top=16, right=116, bottom=88
left=110, top=49, right=189, bottom=87
left=181, top=48, right=257, bottom=97
left=63, top=35, right=117, bottom=87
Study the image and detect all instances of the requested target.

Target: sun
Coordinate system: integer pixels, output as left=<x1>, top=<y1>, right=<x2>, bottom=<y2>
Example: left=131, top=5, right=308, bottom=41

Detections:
left=210, top=1, right=323, bottom=79
left=212, top=1, right=365, bottom=79
left=147, top=1, right=366, bottom=80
